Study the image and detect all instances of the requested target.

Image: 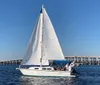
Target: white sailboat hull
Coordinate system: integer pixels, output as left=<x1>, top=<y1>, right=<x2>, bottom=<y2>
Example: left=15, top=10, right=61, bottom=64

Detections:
left=18, top=68, right=75, bottom=77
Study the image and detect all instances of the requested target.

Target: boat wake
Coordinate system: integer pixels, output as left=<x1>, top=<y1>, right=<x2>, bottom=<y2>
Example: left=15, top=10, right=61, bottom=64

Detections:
left=20, top=76, right=75, bottom=85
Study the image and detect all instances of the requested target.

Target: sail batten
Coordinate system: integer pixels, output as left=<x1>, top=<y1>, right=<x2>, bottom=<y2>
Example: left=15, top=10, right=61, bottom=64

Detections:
left=22, top=6, right=64, bottom=66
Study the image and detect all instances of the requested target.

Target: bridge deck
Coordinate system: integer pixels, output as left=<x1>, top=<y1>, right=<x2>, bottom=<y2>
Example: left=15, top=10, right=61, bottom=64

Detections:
left=0, top=56, right=100, bottom=65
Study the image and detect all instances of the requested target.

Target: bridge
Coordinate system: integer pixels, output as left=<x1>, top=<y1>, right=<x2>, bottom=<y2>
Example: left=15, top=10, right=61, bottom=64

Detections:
left=0, top=56, right=100, bottom=66
left=0, top=59, right=22, bottom=65
left=65, top=56, right=100, bottom=66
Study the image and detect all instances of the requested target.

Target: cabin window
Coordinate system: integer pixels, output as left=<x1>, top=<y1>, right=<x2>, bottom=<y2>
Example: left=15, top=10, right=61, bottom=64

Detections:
left=42, top=68, right=46, bottom=70
left=47, top=68, right=51, bottom=70
left=35, top=68, right=39, bottom=69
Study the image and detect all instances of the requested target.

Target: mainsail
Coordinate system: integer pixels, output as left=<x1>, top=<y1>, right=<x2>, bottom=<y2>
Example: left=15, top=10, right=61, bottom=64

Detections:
left=21, top=6, right=64, bottom=66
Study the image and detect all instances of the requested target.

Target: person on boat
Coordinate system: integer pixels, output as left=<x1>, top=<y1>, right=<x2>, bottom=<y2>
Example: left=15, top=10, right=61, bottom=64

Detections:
left=61, top=66, right=64, bottom=71
left=54, top=67, right=59, bottom=70
left=68, top=65, right=72, bottom=71
left=69, top=61, right=77, bottom=74
left=70, top=61, right=75, bottom=67
left=65, top=64, right=69, bottom=71
left=65, top=61, right=75, bottom=71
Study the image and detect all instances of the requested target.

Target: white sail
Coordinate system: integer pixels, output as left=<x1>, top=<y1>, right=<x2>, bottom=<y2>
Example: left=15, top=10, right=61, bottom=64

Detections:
left=22, top=10, right=49, bottom=65
left=42, top=8, right=64, bottom=60
left=21, top=6, right=64, bottom=66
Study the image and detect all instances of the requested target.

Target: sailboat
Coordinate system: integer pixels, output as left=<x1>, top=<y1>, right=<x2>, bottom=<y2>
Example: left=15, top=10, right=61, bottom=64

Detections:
left=17, top=5, right=75, bottom=77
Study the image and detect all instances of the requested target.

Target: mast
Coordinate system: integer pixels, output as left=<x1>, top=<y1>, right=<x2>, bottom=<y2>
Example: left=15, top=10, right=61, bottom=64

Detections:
left=40, top=5, right=44, bottom=67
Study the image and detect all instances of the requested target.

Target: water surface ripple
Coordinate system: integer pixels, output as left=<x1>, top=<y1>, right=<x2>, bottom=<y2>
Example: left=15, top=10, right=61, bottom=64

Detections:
left=0, top=65, right=100, bottom=85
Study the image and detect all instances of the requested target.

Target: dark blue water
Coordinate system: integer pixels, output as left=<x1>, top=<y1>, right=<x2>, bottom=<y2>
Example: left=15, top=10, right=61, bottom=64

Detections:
left=0, top=65, right=100, bottom=85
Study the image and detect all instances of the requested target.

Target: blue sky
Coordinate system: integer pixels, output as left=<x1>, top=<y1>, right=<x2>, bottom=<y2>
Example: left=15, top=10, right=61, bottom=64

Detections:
left=0, top=0, right=100, bottom=60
